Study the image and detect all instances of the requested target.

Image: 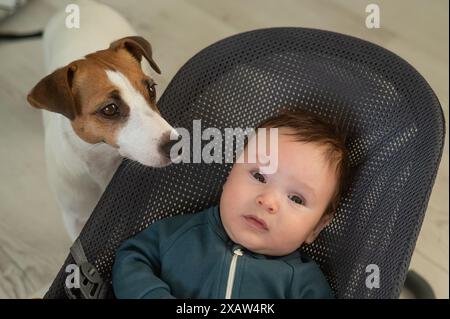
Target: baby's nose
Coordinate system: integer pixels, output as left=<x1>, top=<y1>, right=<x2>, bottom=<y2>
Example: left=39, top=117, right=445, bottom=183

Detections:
left=256, top=195, right=278, bottom=213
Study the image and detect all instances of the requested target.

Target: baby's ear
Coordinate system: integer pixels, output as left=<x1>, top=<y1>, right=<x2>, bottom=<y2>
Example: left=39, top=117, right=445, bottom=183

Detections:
left=305, top=214, right=333, bottom=244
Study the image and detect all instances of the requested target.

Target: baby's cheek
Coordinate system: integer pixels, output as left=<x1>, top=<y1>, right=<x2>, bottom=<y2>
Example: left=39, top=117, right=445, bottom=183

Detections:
left=279, top=224, right=306, bottom=249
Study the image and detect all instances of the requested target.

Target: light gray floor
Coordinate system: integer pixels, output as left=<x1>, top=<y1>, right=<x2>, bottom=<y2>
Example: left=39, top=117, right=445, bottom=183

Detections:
left=0, top=0, right=448, bottom=298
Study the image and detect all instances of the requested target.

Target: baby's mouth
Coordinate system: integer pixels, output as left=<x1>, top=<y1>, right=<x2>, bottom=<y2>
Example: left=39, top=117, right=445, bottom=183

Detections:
left=243, top=215, right=269, bottom=231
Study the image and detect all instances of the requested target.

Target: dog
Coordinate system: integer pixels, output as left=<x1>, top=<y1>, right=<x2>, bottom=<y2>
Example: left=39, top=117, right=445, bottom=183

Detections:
left=27, top=0, right=179, bottom=240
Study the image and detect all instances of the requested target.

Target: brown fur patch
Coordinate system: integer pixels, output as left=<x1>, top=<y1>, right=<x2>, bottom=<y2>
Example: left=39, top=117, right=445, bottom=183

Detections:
left=67, top=47, right=159, bottom=146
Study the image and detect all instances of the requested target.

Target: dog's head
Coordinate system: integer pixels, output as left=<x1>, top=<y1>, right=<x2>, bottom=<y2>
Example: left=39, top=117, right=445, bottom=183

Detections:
left=27, top=36, right=179, bottom=167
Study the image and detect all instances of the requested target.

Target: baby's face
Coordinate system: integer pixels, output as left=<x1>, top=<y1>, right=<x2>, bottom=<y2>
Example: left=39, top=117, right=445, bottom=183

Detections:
left=220, top=128, right=338, bottom=256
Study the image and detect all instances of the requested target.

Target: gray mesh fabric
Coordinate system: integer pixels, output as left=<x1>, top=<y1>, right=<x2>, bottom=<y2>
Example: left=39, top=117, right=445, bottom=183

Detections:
left=44, top=27, right=445, bottom=299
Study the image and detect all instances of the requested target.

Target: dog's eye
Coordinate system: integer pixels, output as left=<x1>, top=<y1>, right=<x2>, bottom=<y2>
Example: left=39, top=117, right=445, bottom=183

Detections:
left=100, top=103, right=120, bottom=117
left=146, top=81, right=157, bottom=100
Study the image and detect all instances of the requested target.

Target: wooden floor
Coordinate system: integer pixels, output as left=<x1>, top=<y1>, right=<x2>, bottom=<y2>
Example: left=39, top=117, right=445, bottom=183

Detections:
left=0, top=0, right=448, bottom=298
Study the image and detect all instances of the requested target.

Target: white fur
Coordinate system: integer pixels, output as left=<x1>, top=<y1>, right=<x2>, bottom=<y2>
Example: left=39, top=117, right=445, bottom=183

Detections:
left=106, top=70, right=178, bottom=166
left=42, top=0, right=175, bottom=240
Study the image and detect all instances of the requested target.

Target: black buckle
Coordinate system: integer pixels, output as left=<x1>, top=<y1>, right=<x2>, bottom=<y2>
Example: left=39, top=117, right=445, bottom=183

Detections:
left=64, top=238, right=109, bottom=299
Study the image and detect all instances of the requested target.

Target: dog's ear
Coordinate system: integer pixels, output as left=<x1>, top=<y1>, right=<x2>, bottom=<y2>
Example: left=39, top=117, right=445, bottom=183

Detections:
left=27, top=64, right=78, bottom=120
left=110, top=36, right=161, bottom=74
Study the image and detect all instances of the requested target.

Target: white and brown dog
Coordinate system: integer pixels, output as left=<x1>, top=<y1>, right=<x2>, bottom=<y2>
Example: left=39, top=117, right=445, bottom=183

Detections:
left=27, top=0, right=178, bottom=240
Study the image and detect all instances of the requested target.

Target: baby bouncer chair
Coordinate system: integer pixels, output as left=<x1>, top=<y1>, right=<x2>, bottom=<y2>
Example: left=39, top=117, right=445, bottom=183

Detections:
left=44, top=27, right=445, bottom=299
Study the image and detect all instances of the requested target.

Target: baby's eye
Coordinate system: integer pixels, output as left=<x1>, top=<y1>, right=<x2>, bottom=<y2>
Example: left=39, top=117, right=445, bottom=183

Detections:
left=251, top=171, right=266, bottom=183
left=288, top=195, right=304, bottom=205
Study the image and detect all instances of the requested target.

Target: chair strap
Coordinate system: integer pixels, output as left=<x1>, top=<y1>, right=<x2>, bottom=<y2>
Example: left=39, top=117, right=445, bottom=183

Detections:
left=64, top=238, right=109, bottom=299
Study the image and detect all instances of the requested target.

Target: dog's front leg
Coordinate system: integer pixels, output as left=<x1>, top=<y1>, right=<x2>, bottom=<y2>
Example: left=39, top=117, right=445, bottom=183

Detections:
left=62, top=212, right=89, bottom=241
left=51, top=174, right=104, bottom=241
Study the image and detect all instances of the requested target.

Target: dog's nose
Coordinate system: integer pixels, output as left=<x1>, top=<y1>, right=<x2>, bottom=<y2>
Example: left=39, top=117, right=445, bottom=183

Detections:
left=159, top=133, right=182, bottom=159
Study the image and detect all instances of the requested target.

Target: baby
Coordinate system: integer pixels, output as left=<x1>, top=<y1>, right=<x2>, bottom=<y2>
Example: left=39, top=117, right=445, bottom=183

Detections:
left=112, top=109, right=350, bottom=299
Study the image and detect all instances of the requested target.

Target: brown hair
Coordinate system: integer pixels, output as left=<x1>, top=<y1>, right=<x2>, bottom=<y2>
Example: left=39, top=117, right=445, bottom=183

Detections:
left=256, top=109, right=351, bottom=217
